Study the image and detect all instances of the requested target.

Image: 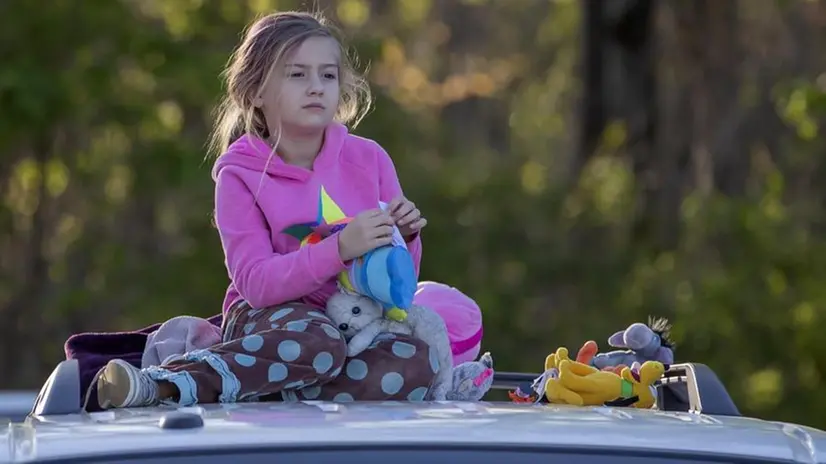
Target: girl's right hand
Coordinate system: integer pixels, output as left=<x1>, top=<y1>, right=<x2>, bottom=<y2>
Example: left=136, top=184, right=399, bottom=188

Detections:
left=337, top=209, right=395, bottom=261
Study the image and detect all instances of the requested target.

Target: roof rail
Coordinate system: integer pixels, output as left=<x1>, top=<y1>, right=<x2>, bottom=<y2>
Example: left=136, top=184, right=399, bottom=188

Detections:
left=28, top=360, right=739, bottom=418
left=659, top=363, right=740, bottom=416
left=491, top=362, right=741, bottom=417
left=490, top=372, right=537, bottom=391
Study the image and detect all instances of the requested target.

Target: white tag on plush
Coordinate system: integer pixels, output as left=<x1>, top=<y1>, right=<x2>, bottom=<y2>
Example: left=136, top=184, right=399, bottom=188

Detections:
left=379, top=201, right=406, bottom=247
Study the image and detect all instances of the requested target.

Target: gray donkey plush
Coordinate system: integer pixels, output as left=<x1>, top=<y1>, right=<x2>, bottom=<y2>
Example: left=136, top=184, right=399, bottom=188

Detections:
left=326, top=289, right=493, bottom=401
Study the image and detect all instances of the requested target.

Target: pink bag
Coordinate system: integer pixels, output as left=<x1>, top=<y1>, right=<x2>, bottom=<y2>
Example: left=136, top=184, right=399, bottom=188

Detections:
left=413, top=281, right=483, bottom=365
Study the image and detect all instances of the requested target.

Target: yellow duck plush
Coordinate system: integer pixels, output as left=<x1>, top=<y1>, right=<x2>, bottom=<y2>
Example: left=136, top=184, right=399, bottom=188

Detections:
left=542, top=347, right=664, bottom=409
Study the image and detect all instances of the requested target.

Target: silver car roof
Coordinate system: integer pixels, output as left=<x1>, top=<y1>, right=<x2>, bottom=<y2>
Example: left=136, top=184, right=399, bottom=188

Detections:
left=4, top=400, right=825, bottom=463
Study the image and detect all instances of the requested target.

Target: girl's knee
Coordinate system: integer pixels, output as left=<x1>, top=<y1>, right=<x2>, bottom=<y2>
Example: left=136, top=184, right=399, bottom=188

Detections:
left=269, top=306, right=348, bottom=380
left=231, top=302, right=336, bottom=336
left=227, top=303, right=347, bottom=380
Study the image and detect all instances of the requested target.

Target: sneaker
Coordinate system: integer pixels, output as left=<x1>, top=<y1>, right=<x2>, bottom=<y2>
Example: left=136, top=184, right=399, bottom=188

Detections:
left=97, top=359, right=160, bottom=409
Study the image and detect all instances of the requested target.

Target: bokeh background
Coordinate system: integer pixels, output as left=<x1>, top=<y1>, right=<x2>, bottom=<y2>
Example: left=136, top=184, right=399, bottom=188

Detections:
left=3, top=0, right=826, bottom=429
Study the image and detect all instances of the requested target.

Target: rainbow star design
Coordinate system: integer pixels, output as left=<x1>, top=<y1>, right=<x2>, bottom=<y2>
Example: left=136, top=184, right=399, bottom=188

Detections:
left=281, top=186, right=351, bottom=246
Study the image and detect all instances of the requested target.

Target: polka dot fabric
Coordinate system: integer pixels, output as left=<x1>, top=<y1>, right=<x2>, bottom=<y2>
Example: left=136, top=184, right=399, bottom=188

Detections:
left=297, top=333, right=436, bottom=403
left=161, top=302, right=436, bottom=404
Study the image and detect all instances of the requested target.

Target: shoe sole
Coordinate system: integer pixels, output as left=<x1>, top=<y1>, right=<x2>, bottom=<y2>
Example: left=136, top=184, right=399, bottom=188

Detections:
left=97, top=360, right=133, bottom=409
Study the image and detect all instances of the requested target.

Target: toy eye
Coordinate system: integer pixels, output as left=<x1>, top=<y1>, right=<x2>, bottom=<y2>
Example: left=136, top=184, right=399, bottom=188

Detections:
left=351, top=306, right=361, bottom=315
left=338, top=323, right=349, bottom=331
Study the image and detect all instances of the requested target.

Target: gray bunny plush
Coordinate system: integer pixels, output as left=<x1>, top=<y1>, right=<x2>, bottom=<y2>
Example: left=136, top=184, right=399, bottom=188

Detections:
left=326, top=288, right=454, bottom=400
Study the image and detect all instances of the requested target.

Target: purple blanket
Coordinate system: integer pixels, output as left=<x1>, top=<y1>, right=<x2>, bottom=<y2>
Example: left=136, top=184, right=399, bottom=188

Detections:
left=63, top=314, right=224, bottom=412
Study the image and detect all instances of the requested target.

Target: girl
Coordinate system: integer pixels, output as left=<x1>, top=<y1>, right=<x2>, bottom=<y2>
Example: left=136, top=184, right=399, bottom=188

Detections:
left=94, top=11, right=437, bottom=408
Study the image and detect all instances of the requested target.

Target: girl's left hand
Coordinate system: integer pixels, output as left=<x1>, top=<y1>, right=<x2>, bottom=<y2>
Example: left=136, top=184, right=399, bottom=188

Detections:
left=388, top=196, right=427, bottom=238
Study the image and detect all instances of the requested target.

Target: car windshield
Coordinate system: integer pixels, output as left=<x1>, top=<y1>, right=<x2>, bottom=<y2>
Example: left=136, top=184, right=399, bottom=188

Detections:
left=43, top=446, right=785, bottom=464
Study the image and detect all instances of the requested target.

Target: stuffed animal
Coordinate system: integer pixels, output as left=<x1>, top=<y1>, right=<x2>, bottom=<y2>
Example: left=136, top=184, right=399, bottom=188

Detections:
left=326, top=289, right=454, bottom=400
left=577, top=317, right=675, bottom=374
left=446, top=352, right=495, bottom=401
left=540, top=347, right=664, bottom=409
left=328, top=202, right=416, bottom=323
left=284, top=191, right=417, bottom=323
left=337, top=239, right=416, bottom=323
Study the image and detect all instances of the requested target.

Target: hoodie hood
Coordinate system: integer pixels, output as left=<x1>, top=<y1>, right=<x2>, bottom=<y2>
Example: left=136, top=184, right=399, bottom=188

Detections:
left=211, top=122, right=349, bottom=182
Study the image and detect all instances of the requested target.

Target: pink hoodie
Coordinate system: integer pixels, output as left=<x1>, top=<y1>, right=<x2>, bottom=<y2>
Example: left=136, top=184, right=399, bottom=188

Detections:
left=211, top=122, right=422, bottom=313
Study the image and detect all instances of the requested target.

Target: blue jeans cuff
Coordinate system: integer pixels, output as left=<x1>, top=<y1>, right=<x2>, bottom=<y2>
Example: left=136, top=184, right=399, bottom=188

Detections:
left=183, top=349, right=242, bottom=403
left=144, top=366, right=197, bottom=407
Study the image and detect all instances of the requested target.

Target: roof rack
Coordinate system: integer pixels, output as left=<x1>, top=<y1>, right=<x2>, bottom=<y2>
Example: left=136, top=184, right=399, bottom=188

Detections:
left=490, top=362, right=740, bottom=417
left=658, top=363, right=740, bottom=416
left=489, top=371, right=536, bottom=392
left=27, top=359, right=739, bottom=418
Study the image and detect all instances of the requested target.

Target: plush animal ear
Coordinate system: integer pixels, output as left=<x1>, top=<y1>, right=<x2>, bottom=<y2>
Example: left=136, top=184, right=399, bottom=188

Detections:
left=338, top=284, right=359, bottom=297
left=620, top=366, right=635, bottom=383
left=638, top=362, right=665, bottom=386
left=544, top=354, right=557, bottom=371
left=555, top=347, right=570, bottom=363
left=607, top=330, right=628, bottom=348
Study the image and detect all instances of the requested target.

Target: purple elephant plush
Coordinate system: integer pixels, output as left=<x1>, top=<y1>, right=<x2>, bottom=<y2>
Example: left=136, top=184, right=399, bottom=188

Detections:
left=590, top=317, right=675, bottom=371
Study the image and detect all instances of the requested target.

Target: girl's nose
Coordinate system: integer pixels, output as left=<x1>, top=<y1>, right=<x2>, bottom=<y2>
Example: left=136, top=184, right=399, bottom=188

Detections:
left=308, top=75, right=324, bottom=95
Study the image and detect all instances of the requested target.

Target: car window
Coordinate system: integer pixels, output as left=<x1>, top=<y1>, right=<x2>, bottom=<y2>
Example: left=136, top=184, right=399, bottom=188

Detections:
left=45, top=447, right=786, bottom=464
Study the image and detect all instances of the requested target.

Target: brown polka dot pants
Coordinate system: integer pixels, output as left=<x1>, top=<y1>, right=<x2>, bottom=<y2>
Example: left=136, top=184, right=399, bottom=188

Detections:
left=144, top=302, right=438, bottom=405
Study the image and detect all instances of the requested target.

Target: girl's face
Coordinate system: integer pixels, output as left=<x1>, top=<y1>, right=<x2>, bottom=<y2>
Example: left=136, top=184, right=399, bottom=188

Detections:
left=259, top=36, right=341, bottom=136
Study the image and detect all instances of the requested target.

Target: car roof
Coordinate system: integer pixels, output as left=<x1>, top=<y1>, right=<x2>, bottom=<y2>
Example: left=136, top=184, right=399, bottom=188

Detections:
left=5, top=401, right=826, bottom=463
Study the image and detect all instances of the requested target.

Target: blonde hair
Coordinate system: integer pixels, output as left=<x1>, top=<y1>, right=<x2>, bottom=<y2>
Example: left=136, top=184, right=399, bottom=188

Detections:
left=207, top=11, right=372, bottom=158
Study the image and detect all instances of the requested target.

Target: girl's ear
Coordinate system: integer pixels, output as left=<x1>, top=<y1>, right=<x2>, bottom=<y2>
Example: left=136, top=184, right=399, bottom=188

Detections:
left=253, top=94, right=264, bottom=108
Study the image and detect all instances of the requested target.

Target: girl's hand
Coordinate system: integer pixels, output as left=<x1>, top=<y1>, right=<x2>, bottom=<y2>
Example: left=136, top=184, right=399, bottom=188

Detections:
left=338, top=209, right=395, bottom=261
left=388, top=196, right=427, bottom=238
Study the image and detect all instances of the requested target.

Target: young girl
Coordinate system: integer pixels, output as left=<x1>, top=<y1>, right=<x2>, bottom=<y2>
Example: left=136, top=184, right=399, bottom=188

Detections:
left=94, top=11, right=438, bottom=408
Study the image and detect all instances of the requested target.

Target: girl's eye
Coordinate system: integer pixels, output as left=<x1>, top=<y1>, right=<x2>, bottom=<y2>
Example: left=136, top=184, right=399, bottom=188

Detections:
left=323, top=73, right=337, bottom=80
left=289, top=72, right=304, bottom=78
